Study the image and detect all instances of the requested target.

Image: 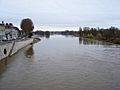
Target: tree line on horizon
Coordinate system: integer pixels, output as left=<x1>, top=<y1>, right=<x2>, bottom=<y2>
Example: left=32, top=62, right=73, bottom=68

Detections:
left=78, top=26, right=120, bottom=44
left=33, top=26, right=120, bottom=44
left=20, top=18, right=120, bottom=44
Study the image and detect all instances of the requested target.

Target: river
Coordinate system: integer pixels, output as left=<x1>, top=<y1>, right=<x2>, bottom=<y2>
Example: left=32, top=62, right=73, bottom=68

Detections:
left=0, top=35, right=120, bottom=90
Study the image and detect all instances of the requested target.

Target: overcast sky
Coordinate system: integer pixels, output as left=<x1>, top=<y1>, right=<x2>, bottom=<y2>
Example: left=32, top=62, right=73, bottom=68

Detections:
left=0, top=0, right=120, bottom=29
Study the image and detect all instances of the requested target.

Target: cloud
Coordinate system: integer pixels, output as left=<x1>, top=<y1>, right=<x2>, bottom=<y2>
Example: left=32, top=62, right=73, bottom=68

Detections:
left=0, top=0, right=120, bottom=28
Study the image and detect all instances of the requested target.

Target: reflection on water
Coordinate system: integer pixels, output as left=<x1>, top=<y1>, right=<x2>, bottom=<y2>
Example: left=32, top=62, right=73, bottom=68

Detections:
left=79, top=37, right=103, bottom=45
left=0, top=45, right=35, bottom=74
left=0, top=59, right=6, bottom=74
left=79, top=37, right=113, bottom=46
left=24, top=45, right=34, bottom=58
left=0, top=35, right=120, bottom=90
left=45, top=34, right=50, bottom=39
left=39, top=34, right=51, bottom=39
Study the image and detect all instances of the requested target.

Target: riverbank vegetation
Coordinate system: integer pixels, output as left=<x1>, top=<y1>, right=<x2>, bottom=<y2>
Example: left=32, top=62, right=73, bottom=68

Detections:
left=78, top=27, right=120, bottom=44
left=33, top=26, right=120, bottom=44
left=33, top=31, right=50, bottom=38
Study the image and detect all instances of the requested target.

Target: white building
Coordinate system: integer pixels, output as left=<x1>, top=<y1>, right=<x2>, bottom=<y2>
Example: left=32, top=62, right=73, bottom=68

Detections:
left=0, top=21, right=19, bottom=41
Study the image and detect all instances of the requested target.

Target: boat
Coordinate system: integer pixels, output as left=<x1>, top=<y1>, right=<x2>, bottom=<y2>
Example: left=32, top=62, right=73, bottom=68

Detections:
left=0, top=21, right=33, bottom=60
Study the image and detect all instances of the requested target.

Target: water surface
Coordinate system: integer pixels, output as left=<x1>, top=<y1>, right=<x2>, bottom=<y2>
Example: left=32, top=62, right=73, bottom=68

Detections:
left=0, top=35, right=120, bottom=90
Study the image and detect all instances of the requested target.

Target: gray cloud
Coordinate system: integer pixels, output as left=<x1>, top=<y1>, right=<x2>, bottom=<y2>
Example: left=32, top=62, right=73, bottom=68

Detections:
left=0, top=0, right=120, bottom=28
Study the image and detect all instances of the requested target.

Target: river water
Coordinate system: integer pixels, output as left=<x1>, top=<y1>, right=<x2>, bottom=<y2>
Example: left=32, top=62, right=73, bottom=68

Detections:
left=0, top=35, right=120, bottom=90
